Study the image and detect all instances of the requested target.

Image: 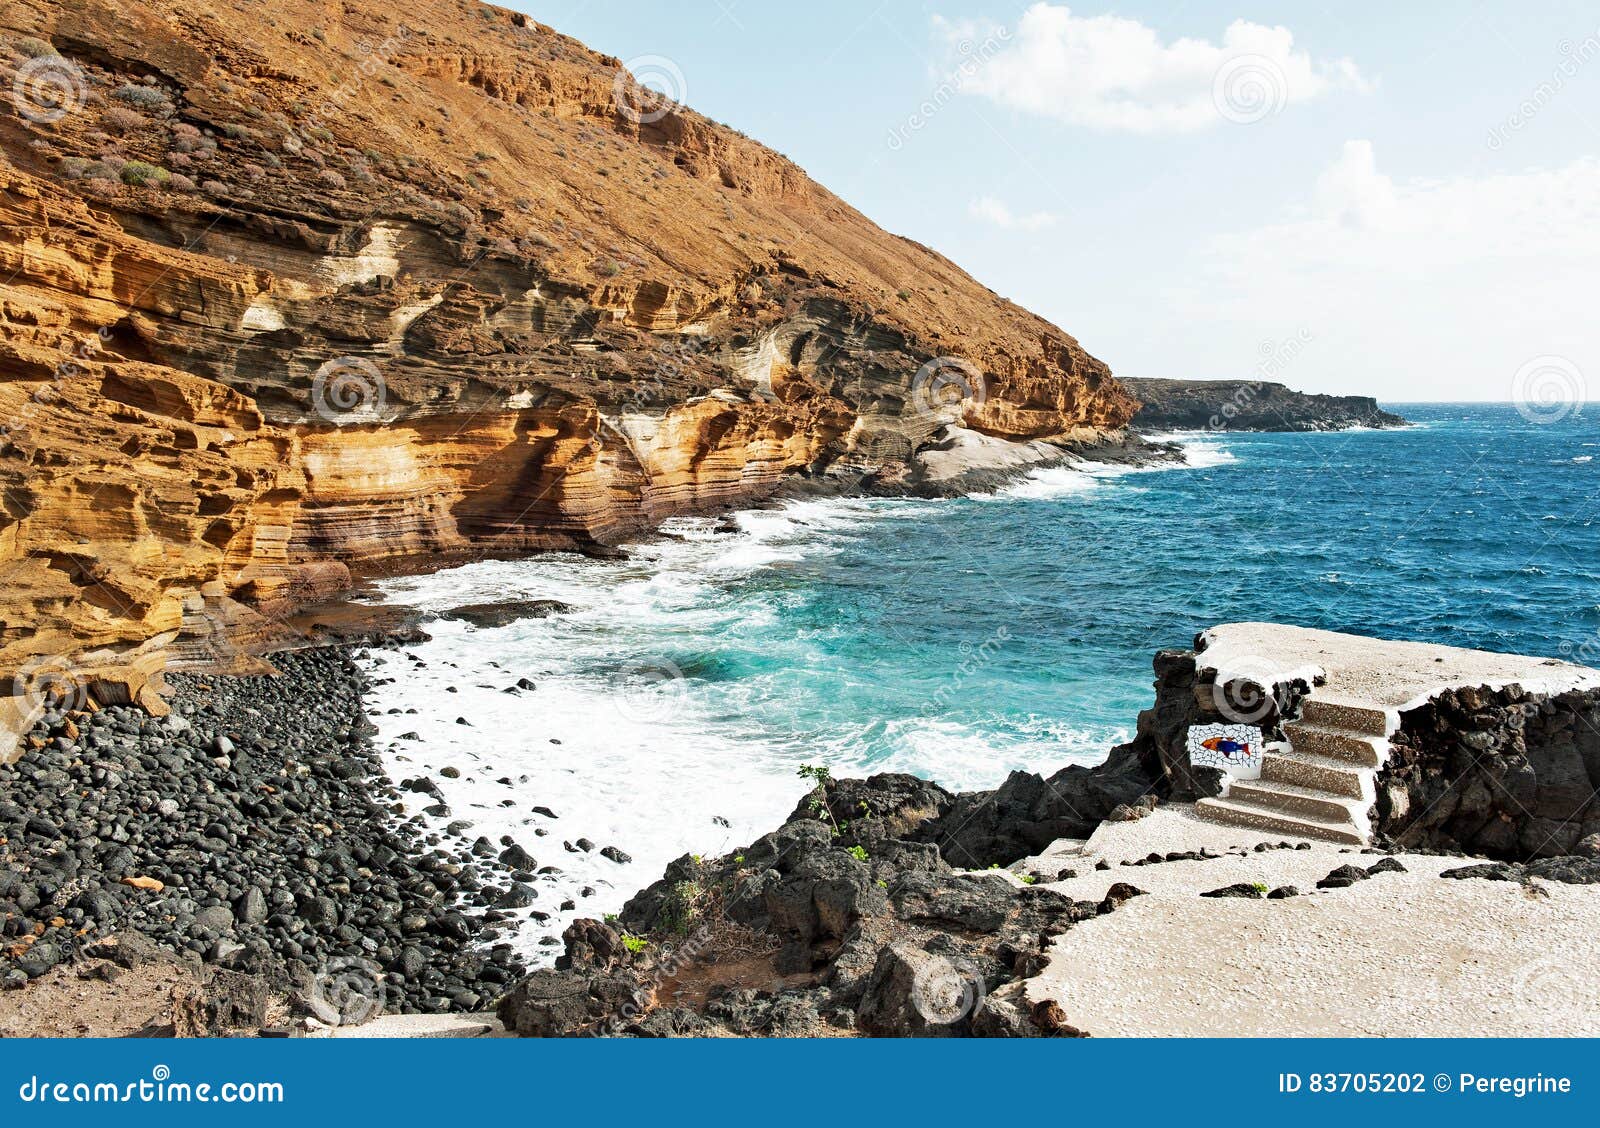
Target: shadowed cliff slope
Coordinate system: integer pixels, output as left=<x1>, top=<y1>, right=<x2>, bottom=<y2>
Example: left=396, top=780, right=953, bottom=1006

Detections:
left=0, top=0, right=1134, bottom=702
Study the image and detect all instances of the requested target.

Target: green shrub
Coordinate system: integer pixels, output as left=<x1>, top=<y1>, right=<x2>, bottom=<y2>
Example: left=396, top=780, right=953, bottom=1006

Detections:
left=658, top=879, right=703, bottom=935
left=119, top=161, right=169, bottom=187
left=16, top=37, right=57, bottom=59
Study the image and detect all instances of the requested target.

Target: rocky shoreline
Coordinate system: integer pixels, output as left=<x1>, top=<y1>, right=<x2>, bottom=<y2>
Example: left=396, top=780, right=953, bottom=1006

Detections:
left=6, top=621, right=1600, bottom=1037
left=0, top=646, right=531, bottom=1032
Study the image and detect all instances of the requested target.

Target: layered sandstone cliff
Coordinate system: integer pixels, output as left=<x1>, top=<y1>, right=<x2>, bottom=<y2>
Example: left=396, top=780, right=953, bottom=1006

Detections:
left=0, top=0, right=1135, bottom=710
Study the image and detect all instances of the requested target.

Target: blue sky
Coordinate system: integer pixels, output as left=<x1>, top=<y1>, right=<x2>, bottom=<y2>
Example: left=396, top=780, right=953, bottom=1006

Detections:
left=508, top=2, right=1599, bottom=403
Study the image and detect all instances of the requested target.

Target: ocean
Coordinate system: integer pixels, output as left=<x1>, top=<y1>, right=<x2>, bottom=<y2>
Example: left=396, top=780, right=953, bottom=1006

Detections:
left=359, top=403, right=1599, bottom=958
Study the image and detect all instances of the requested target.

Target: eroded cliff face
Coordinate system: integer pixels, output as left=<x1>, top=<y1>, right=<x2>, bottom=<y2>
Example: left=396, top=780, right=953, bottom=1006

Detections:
left=0, top=0, right=1135, bottom=704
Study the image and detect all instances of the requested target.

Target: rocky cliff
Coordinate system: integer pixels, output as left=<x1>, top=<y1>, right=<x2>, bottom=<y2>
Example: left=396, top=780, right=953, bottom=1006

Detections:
left=0, top=0, right=1137, bottom=706
left=1123, top=378, right=1406, bottom=432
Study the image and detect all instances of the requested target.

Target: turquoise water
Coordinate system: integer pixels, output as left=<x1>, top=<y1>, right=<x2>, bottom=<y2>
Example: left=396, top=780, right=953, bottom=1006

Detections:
left=622, top=403, right=1600, bottom=778
left=368, top=403, right=1599, bottom=952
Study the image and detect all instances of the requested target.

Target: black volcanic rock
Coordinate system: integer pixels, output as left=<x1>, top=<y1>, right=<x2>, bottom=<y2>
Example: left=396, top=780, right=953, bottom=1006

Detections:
left=1122, top=378, right=1407, bottom=432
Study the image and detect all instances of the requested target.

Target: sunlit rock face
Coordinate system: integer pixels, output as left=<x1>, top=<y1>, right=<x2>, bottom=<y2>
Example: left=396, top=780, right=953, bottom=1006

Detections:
left=0, top=0, right=1136, bottom=691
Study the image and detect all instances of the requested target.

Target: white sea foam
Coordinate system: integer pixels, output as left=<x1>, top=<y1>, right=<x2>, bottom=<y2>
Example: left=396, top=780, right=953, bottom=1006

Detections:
left=992, top=436, right=1237, bottom=499
left=1175, top=439, right=1238, bottom=468
left=360, top=493, right=984, bottom=962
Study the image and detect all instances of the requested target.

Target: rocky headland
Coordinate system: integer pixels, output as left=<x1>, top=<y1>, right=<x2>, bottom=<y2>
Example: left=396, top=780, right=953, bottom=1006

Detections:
left=1123, top=378, right=1408, bottom=433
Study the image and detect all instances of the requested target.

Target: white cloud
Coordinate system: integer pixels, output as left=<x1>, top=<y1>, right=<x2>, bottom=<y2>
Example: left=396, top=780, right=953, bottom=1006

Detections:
left=1166, top=142, right=1600, bottom=400
left=944, top=5, right=1369, bottom=132
left=969, top=195, right=1060, bottom=231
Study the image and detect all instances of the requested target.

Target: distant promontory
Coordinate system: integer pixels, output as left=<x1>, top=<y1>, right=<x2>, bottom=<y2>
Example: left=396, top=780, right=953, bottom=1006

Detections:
left=1122, top=378, right=1408, bottom=433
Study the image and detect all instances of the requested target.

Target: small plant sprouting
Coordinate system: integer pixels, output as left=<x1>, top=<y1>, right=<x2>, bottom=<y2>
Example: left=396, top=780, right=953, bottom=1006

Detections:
left=797, top=763, right=841, bottom=834
left=1019, top=874, right=1037, bottom=885
left=733, top=854, right=745, bottom=865
left=603, top=912, right=619, bottom=923
left=1251, top=882, right=1269, bottom=894
left=621, top=932, right=648, bottom=954
left=847, top=845, right=868, bottom=863
left=659, top=880, right=703, bottom=936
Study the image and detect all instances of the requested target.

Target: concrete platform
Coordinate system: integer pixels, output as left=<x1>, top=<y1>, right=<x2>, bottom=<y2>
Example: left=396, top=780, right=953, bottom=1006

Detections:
left=1020, top=806, right=1600, bottom=1036
left=1198, top=621, right=1599, bottom=716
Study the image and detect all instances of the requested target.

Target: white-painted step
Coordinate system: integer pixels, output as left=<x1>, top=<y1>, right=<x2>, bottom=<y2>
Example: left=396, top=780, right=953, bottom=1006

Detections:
left=1282, top=721, right=1384, bottom=766
left=1194, top=796, right=1367, bottom=845
left=1260, top=748, right=1369, bottom=799
left=1225, top=778, right=1369, bottom=823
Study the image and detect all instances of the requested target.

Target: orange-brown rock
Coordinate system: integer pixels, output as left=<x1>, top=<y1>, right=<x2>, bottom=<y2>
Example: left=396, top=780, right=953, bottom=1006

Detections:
left=0, top=0, right=1138, bottom=706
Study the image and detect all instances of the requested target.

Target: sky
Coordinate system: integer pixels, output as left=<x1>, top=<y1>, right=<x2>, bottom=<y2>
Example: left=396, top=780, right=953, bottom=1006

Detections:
left=506, top=1, right=1600, bottom=403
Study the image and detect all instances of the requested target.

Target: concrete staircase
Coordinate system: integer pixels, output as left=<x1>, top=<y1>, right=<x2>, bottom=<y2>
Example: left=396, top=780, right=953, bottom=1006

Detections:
left=1195, top=695, right=1393, bottom=845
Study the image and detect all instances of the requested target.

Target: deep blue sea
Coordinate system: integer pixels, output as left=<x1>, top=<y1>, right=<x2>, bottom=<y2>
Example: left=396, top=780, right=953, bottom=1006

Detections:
left=363, top=403, right=1600, bottom=955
